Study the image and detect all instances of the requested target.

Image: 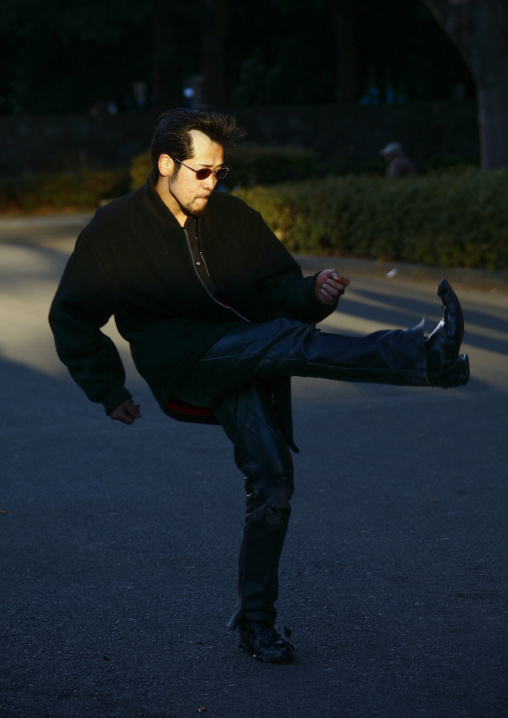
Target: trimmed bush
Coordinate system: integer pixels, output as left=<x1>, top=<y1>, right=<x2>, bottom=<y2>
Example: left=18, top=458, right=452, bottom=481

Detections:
left=0, top=170, right=130, bottom=214
left=225, top=144, right=320, bottom=187
left=1, top=157, right=506, bottom=271
left=233, top=167, right=508, bottom=270
left=129, top=151, right=152, bottom=192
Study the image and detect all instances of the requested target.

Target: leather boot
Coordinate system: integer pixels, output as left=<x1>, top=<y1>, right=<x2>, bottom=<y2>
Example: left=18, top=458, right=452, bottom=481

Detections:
left=227, top=506, right=290, bottom=630
left=425, top=278, right=464, bottom=378
left=237, top=615, right=294, bottom=662
left=430, top=353, right=469, bottom=388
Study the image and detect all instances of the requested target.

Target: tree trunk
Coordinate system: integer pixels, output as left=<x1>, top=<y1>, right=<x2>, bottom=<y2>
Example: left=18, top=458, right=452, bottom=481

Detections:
left=423, top=0, right=508, bottom=170
left=469, top=4, right=508, bottom=170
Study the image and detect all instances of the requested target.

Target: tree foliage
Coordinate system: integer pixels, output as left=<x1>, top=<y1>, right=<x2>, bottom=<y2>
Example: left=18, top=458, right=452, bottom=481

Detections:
left=0, top=0, right=152, bottom=113
left=0, top=0, right=474, bottom=115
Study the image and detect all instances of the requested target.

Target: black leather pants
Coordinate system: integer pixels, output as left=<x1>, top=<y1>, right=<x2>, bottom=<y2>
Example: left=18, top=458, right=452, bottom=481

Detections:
left=174, top=318, right=429, bottom=407
left=211, top=383, right=294, bottom=630
left=172, top=318, right=429, bottom=629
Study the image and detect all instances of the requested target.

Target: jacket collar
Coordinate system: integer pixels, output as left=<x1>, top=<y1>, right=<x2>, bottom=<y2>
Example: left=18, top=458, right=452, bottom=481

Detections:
left=142, top=169, right=182, bottom=227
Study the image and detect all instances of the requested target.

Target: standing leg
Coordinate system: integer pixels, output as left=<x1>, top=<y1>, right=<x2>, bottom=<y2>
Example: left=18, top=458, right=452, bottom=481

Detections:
left=211, top=382, right=295, bottom=662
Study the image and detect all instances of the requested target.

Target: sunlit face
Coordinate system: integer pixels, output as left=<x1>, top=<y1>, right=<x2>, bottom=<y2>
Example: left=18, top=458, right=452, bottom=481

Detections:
left=156, top=129, right=224, bottom=224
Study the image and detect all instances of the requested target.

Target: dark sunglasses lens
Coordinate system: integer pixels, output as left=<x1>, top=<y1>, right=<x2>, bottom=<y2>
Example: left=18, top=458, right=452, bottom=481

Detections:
left=195, top=168, right=213, bottom=180
left=194, top=167, right=229, bottom=180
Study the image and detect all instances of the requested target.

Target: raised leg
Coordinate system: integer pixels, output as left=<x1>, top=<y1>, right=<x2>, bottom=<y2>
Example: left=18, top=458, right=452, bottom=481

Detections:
left=173, top=319, right=430, bottom=408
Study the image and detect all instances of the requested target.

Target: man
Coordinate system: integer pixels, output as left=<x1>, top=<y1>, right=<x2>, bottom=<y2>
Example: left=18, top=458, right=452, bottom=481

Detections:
left=49, top=108, right=469, bottom=663
left=379, top=142, right=417, bottom=178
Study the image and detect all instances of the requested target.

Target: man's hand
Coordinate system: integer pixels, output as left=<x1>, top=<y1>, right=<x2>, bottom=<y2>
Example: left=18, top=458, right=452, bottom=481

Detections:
left=314, top=269, right=350, bottom=305
left=109, top=398, right=142, bottom=425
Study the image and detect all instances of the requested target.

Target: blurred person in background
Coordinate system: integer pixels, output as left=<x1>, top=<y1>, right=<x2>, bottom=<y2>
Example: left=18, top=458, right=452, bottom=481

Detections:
left=379, top=141, right=417, bottom=178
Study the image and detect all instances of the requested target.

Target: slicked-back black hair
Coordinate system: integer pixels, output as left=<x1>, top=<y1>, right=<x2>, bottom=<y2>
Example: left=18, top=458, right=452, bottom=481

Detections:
left=151, top=107, right=246, bottom=176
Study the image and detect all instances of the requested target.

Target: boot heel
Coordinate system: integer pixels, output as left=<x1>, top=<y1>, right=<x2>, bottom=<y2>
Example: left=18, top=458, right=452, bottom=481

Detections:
left=431, top=354, right=470, bottom=388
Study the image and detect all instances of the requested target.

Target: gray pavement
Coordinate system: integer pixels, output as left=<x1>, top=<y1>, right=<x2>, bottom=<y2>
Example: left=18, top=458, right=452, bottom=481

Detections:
left=1, top=215, right=507, bottom=718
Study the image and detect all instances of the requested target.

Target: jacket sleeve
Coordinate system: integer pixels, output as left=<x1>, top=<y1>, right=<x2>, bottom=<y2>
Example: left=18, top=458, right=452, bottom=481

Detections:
left=251, top=212, right=337, bottom=324
left=48, top=234, right=132, bottom=414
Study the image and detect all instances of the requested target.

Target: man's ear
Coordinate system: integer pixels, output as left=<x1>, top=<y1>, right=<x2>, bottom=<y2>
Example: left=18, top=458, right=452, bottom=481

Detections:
left=158, top=154, right=173, bottom=177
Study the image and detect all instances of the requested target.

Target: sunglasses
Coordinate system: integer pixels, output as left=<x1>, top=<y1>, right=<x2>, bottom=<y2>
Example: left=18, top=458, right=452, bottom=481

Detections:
left=171, top=157, right=229, bottom=181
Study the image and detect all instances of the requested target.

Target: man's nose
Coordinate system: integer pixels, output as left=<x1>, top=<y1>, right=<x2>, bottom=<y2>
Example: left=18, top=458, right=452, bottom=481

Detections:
left=202, top=174, right=217, bottom=190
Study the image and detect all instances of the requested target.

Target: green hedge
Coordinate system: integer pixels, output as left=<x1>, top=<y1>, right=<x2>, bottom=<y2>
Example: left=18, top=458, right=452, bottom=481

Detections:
left=232, top=167, right=508, bottom=270
left=129, top=151, right=152, bottom=192
left=1, top=154, right=506, bottom=271
left=0, top=170, right=130, bottom=214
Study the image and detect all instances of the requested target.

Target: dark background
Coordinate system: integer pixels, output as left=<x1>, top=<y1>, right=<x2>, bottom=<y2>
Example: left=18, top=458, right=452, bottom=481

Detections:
left=0, top=0, right=481, bottom=177
left=0, top=0, right=474, bottom=116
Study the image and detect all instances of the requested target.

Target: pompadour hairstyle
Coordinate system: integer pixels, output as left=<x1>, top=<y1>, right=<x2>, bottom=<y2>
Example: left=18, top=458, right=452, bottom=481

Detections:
left=151, top=107, right=246, bottom=174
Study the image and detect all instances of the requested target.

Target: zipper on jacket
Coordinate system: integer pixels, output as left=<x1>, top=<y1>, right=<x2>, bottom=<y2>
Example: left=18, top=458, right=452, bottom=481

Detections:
left=199, top=250, right=211, bottom=276
left=183, top=229, right=251, bottom=323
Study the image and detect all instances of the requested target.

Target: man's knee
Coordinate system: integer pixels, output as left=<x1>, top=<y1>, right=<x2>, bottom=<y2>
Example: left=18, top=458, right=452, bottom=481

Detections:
left=247, top=497, right=291, bottom=526
left=245, top=470, right=294, bottom=525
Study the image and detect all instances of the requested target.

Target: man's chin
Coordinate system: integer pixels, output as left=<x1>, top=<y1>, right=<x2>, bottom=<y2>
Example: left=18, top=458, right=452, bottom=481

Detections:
left=184, top=198, right=210, bottom=218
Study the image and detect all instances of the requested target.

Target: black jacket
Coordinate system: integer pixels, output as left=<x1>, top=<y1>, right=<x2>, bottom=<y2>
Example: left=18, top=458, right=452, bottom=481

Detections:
left=49, top=172, right=334, bottom=434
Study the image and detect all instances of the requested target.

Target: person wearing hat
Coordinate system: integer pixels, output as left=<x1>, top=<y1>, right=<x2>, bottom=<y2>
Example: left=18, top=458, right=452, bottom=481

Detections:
left=379, top=142, right=417, bottom=178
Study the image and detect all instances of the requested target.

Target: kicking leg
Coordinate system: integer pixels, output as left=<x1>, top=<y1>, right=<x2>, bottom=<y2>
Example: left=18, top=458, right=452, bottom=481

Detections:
left=172, top=280, right=468, bottom=407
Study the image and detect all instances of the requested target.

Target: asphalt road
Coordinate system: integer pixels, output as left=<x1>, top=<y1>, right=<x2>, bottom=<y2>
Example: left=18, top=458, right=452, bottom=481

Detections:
left=1, top=215, right=507, bottom=718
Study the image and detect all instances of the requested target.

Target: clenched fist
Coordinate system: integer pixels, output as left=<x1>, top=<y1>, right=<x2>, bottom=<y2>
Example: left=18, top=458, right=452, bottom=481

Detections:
left=314, top=269, right=350, bottom=305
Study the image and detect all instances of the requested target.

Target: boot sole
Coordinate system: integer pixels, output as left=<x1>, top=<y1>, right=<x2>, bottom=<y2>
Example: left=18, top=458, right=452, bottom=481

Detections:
left=238, top=636, right=294, bottom=663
